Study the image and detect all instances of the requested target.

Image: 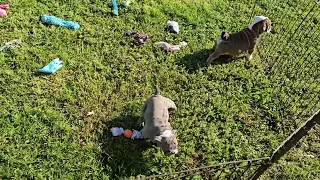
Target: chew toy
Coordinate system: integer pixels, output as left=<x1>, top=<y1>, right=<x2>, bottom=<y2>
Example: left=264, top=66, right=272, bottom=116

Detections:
left=38, top=58, right=63, bottom=74
left=0, top=39, right=22, bottom=51
left=134, top=33, right=148, bottom=45
left=111, top=127, right=144, bottom=140
left=124, top=129, right=133, bottom=138
left=111, top=127, right=124, bottom=136
left=111, top=0, right=118, bottom=16
left=167, top=20, right=179, bottom=33
left=154, top=41, right=187, bottom=52
left=0, top=4, right=9, bottom=9
left=0, top=4, right=9, bottom=17
left=0, top=9, right=6, bottom=17
left=125, top=30, right=149, bottom=45
left=41, top=14, right=80, bottom=30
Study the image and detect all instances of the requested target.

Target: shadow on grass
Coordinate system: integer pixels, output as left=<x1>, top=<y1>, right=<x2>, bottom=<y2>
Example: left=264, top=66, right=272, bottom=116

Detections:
left=99, top=107, right=153, bottom=179
left=33, top=72, right=51, bottom=76
left=177, top=48, right=245, bottom=73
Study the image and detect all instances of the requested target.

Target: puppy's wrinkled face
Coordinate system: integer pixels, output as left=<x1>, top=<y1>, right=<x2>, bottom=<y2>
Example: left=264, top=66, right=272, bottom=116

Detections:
left=157, top=136, right=178, bottom=156
left=263, top=18, right=272, bottom=33
left=154, top=130, right=178, bottom=156
left=255, top=18, right=272, bottom=34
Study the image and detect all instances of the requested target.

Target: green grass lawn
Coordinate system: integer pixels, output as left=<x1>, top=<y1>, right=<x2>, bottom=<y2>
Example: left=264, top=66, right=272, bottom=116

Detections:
left=1, top=0, right=320, bottom=179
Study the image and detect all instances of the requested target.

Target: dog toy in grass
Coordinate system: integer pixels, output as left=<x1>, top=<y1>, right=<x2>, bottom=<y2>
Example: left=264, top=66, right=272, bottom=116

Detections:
left=0, top=39, right=22, bottom=51
left=125, top=30, right=149, bottom=45
left=0, top=4, right=9, bottom=17
left=167, top=20, right=179, bottom=34
left=154, top=41, right=187, bottom=52
left=133, top=33, right=149, bottom=45
left=111, top=127, right=144, bottom=140
left=0, top=4, right=9, bottom=9
left=0, top=9, right=6, bottom=17
left=111, top=127, right=124, bottom=136
left=38, top=58, right=63, bottom=74
left=111, top=0, right=133, bottom=15
left=41, top=14, right=80, bottom=30
left=111, top=0, right=119, bottom=15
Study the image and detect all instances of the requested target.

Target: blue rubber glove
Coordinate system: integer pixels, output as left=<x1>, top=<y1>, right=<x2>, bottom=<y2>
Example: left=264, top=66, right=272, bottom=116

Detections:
left=41, top=14, right=80, bottom=30
left=39, top=58, right=63, bottom=74
left=111, top=0, right=119, bottom=15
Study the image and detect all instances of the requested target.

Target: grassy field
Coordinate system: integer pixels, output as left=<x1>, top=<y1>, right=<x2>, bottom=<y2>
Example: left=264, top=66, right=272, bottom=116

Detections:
left=0, top=0, right=319, bottom=179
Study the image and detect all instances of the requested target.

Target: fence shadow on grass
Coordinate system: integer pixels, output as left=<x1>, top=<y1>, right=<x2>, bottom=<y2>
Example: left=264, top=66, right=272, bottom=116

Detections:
left=99, top=106, right=154, bottom=179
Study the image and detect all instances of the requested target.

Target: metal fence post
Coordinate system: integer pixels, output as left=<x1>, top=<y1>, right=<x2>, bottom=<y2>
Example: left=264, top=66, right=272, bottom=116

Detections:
left=250, top=109, right=320, bottom=180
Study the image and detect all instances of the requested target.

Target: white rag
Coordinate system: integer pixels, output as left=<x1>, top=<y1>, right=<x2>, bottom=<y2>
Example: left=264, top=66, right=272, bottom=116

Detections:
left=167, top=20, right=179, bottom=33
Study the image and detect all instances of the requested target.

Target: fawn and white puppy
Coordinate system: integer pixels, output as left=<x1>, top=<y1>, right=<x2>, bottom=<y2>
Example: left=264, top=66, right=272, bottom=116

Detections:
left=206, top=16, right=272, bottom=64
left=138, top=86, right=178, bottom=156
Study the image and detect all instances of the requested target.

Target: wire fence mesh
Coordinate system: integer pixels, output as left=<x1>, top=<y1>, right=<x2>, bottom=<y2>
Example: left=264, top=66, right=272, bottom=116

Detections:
left=139, top=157, right=270, bottom=180
left=255, top=0, right=320, bottom=135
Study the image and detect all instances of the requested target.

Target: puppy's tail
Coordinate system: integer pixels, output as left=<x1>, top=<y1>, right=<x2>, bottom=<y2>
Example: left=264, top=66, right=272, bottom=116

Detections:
left=154, top=85, right=161, bottom=95
left=221, top=32, right=230, bottom=41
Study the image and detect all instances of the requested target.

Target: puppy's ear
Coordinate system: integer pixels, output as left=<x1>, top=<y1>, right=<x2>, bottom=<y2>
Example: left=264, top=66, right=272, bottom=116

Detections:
left=221, top=32, right=230, bottom=40
left=154, top=136, right=162, bottom=142
left=168, top=107, right=176, bottom=113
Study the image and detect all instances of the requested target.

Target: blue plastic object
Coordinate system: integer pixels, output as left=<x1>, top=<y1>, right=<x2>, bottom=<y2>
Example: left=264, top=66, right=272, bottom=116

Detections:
left=39, top=58, right=63, bottom=74
left=41, top=14, right=80, bottom=30
left=111, top=0, right=118, bottom=15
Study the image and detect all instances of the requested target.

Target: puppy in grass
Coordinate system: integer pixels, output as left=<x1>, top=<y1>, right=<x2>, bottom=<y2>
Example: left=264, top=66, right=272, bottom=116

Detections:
left=206, top=16, right=272, bottom=64
left=138, top=85, right=178, bottom=156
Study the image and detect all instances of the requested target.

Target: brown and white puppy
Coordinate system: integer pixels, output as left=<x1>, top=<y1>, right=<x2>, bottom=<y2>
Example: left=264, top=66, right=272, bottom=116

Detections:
left=138, top=86, right=178, bottom=156
left=206, top=16, right=272, bottom=64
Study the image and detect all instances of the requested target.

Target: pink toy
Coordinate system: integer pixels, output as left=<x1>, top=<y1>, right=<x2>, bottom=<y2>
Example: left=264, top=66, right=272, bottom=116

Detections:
left=0, top=4, right=9, bottom=17
left=0, top=4, right=9, bottom=9
left=154, top=41, right=187, bottom=52
left=0, top=8, right=7, bottom=17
